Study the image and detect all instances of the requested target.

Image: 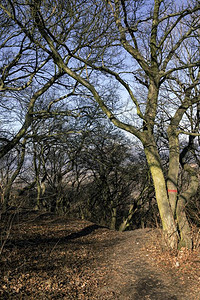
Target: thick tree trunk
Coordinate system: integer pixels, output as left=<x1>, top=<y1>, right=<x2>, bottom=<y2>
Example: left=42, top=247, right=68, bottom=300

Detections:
left=176, top=196, right=192, bottom=249
left=167, top=126, right=180, bottom=216
left=144, top=142, right=179, bottom=249
left=176, top=164, right=199, bottom=249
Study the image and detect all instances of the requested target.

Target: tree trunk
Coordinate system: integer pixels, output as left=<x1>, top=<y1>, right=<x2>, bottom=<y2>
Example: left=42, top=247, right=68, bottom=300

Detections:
left=176, top=164, right=199, bottom=249
left=119, top=204, right=136, bottom=232
left=110, top=207, right=117, bottom=230
left=144, top=141, right=179, bottom=249
left=167, top=126, right=180, bottom=216
left=1, top=139, right=26, bottom=212
left=33, top=145, right=41, bottom=210
left=35, top=182, right=42, bottom=210
left=176, top=196, right=192, bottom=249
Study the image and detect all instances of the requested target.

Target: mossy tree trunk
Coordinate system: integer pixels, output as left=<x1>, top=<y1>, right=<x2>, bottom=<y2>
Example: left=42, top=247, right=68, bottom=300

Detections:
left=143, top=134, right=179, bottom=249
left=141, top=79, right=179, bottom=249
left=166, top=89, right=200, bottom=249
left=176, top=164, right=199, bottom=249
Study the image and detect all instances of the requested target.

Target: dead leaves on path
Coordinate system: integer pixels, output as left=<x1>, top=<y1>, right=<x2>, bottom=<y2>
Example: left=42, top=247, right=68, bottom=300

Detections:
left=0, top=211, right=199, bottom=299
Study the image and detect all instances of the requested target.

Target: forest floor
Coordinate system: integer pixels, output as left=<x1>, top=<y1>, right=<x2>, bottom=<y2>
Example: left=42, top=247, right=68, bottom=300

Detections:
left=0, top=210, right=200, bottom=299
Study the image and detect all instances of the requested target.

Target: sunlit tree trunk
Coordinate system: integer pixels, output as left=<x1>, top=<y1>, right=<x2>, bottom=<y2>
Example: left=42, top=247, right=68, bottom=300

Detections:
left=167, top=127, right=180, bottom=216
left=144, top=135, right=179, bottom=249
left=110, top=206, right=117, bottom=230
left=119, top=204, right=136, bottom=232
left=176, top=164, right=199, bottom=249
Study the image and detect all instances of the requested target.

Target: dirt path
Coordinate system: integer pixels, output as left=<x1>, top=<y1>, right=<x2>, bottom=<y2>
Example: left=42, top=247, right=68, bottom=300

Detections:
left=98, top=230, right=197, bottom=299
left=0, top=212, right=199, bottom=299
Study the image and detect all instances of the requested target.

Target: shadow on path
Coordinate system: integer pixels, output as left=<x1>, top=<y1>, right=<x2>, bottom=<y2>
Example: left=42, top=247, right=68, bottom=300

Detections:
left=132, top=276, right=178, bottom=300
left=5, top=224, right=107, bottom=248
left=64, top=224, right=106, bottom=240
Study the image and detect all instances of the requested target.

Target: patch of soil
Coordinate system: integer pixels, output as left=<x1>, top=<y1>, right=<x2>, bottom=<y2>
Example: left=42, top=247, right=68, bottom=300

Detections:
left=0, top=210, right=200, bottom=299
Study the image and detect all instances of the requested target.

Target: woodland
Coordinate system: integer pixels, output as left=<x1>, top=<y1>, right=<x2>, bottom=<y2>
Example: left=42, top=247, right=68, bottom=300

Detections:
left=0, top=0, right=200, bottom=298
left=0, top=1, right=200, bottom=297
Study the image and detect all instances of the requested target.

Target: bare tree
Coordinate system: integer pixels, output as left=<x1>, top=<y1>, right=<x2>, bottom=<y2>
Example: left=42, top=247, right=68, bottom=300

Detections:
left=75, top=124, right=143, bottom=230
left=0, top=2, right=88, bottom=159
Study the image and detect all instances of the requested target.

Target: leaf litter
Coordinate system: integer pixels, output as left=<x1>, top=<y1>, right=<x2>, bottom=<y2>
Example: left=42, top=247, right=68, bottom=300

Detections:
left=0, top=210, right=199, bottom=299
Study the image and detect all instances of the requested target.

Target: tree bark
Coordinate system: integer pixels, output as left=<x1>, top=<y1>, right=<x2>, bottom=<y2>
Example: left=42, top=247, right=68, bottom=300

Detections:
left=167, top=127, right=180, bottom=216
left=144, top=138, right=179, bottom=249
left=176, top=164, right=199, bottom=249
